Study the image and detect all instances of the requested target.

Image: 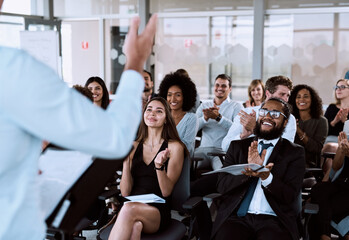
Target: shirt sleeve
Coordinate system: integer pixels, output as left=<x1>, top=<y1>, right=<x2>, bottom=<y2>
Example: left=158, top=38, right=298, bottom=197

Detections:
left=218, top=102, right=242, bottom=131
left=0, top=49, right=143, bottom=159
left=196, top=102, right=205, bottom=131
left=180, top=114, right=199, bottom=155
left=221, top=114, right=242, bottom=151
left=282, top=114, right=296, bottom=142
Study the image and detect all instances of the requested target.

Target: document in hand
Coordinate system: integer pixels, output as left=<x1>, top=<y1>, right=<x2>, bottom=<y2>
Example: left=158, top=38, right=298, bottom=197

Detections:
left=125, top=194, right=165, bottom=204
left=202, top=163, right=269, bottom=176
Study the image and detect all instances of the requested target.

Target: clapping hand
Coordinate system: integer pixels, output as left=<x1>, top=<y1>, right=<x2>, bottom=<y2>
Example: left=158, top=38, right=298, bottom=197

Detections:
left=154, top=148, right=170, bottom=169
left=247, top=141, right=264, bottom=165
left=239, top=109, right=256, bottom=132
left=203, top=104, right=220, bottom=121
left=243, top=141, right=273, bottom=180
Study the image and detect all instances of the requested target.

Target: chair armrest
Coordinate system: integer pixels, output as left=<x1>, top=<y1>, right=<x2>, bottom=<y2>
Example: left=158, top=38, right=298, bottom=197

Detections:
left=305, top=168, right=323, bottom=173
left=98, top=189, right=120, bottom=201
left=322, top=152, right=335, bottom=159
left=203, top=193, right=222, bottom=202
left=304, top=202, right=319, bottom=214
left=182, top=196, right=203, bottom=210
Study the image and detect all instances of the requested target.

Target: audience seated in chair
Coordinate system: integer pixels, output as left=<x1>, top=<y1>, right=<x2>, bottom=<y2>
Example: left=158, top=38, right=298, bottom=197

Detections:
left=243, top=79, right=266, bottom=108
left=288, top=84, right=328, bottom=168
left=308, top=131, right=349, bottom=240
left=194, top=98, right=305, bottom=240
left=107, top=97, right=187, bottom=240
left=322, top=79, right=349, bottom=174
left=194, top=73, right=242, bottom=170
left=158, top=71, right=198, bottom=157
left=221, top=75, right=296, bottom=151
left=85, top=76, right=110, bottom=109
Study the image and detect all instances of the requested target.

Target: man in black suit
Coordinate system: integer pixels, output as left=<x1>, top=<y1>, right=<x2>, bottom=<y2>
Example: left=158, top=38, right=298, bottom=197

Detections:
left=212, top=97, right=305, bottom=240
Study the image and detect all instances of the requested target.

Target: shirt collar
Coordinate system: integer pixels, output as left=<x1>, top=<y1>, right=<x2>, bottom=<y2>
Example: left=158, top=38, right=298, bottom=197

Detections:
left=214, top=96, right=231, bottom=106
left=257, top=137, right=280, bottom=147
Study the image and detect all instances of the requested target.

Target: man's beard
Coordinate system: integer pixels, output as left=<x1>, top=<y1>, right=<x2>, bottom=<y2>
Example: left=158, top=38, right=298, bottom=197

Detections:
left=254, top=120, right=285, bottom=140
left=143, top=87, right=152, bottom=93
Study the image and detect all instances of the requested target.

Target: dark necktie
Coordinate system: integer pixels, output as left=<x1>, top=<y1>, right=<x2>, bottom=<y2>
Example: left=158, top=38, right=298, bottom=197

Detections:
left=236, top=141, right=273, bottom=217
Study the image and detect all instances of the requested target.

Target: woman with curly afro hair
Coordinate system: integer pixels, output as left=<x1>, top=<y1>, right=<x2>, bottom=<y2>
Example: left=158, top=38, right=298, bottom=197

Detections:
left=289, top=84, right=328, bottom=167
left=158, top=72, right=198, bottom=156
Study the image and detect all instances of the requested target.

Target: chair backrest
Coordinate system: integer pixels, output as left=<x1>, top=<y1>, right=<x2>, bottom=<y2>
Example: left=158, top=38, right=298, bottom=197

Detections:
left=46, top=156, right=125, bottom=236
left=171, top=155, right=190, bottom=212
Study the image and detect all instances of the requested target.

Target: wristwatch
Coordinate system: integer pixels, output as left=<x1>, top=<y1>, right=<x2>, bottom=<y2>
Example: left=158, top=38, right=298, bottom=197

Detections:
left=215, top=114, right=222, bottom=122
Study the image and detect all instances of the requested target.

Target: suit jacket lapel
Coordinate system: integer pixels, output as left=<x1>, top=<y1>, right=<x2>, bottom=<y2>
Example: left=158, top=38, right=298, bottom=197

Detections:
left=266, top=138, right=282, bottom=164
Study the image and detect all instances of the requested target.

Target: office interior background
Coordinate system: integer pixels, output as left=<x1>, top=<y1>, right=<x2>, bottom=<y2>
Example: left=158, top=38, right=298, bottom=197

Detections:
left=1, top=0, right=349, bottom=104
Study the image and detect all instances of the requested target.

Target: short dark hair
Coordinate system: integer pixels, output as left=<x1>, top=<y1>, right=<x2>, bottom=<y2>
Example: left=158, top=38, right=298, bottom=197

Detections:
left=265, top=75, right=293, bottom=94
left=143, top=70, right=153, bottom=82
left=158, top=72, right=197, bottom=112
left=215, top=74, right=232, bottom=87
left=85, top=76, right=110, bottom=109
left=260, top=97, right=291, bottom=120
left=72, top=85, right=93, bottom=102
left=289, top=84, right=323, bottom=119
left=175, top=68, right=189, bottom=78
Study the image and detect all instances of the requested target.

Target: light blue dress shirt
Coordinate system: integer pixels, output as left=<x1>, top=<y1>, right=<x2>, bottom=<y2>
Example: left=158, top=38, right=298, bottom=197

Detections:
left=0, top=47, right=144, bottom=239
left=196, top=97, right=242, bottom=148
left=176, top=112, right=198, bottom=156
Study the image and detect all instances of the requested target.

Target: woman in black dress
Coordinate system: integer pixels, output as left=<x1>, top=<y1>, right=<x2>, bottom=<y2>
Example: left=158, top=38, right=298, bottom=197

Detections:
left=108, top=97, right=186, bottom=240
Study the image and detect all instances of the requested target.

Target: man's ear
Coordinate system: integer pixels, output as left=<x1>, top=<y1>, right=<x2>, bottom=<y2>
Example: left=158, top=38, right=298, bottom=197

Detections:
left=283, top=119, right=288, bottom=128
left=265, top=90, right=272, bottom=99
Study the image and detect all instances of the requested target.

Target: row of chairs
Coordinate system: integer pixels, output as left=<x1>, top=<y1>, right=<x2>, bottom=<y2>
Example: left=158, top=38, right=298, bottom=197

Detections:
left=43, top=145, right=348, bottom=240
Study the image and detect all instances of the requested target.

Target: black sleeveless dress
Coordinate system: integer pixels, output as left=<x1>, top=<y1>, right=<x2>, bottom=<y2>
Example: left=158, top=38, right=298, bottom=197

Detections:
left=129, top=141, right=172, bottom=231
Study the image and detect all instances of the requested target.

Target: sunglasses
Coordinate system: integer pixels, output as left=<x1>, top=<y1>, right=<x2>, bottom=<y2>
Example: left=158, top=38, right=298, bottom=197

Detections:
left=258, top=108, right=286, bottom=119
left=334, top=85, right=349, bottom=90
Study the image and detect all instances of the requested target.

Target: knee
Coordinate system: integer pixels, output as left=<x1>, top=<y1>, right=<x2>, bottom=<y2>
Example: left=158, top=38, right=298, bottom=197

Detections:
left=322, top=143, right=338, bottom=153
left=119, top=203, right=140, bottom=220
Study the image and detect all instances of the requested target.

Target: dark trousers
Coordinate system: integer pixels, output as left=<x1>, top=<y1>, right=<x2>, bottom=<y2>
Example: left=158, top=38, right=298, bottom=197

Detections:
left=308, top=181, right=349, bottom=239
left=190, top=173, right=219, bottom=240
left=214, top=214, right=292, bottom=240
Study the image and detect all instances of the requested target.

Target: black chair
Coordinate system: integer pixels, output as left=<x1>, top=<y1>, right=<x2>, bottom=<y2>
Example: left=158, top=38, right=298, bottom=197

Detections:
left=44, top=151, right=126, bottom=240
left=303, top=203, right=349, bottom=240
left=97, top=156, right=200, bottom=240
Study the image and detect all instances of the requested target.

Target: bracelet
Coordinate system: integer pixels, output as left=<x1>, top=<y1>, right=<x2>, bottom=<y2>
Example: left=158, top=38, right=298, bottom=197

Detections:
left=154, top=165, right=165, bottom=171
left=299, top=133, right=306, bottom=141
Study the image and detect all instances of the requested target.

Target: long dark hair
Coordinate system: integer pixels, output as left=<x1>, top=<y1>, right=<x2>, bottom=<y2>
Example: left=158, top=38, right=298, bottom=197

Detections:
left=289, top=84, right=323, bottom=119
left=85, top=76, right=110, bottom=109
left=136, top=97, right=188, bottom=156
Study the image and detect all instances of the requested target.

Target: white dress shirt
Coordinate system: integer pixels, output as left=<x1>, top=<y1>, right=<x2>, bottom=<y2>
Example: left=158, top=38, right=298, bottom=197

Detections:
left=0, top=47, right=144, bottom=240
left=221, top=105, right=296, bottom=151
left=247, top=138, right=280, bottom=216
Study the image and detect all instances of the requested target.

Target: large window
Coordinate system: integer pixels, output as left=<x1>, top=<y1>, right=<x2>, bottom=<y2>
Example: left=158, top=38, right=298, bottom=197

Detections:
left=264, top=12, right=349, bottom=104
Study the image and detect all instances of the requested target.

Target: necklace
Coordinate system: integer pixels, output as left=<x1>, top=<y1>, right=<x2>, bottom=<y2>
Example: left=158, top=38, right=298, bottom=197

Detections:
left=144, top=140, right=163, bottom=152
left=172, top=111, right=185, bottom=119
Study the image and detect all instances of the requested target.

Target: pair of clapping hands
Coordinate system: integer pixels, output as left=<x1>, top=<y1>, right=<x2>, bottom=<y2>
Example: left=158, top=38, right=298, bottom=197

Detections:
left=243, top=141, right=273, bottom=180
left=203, top=104, right=220, bottom=121
left=332, top=108, right=349, bottom=126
